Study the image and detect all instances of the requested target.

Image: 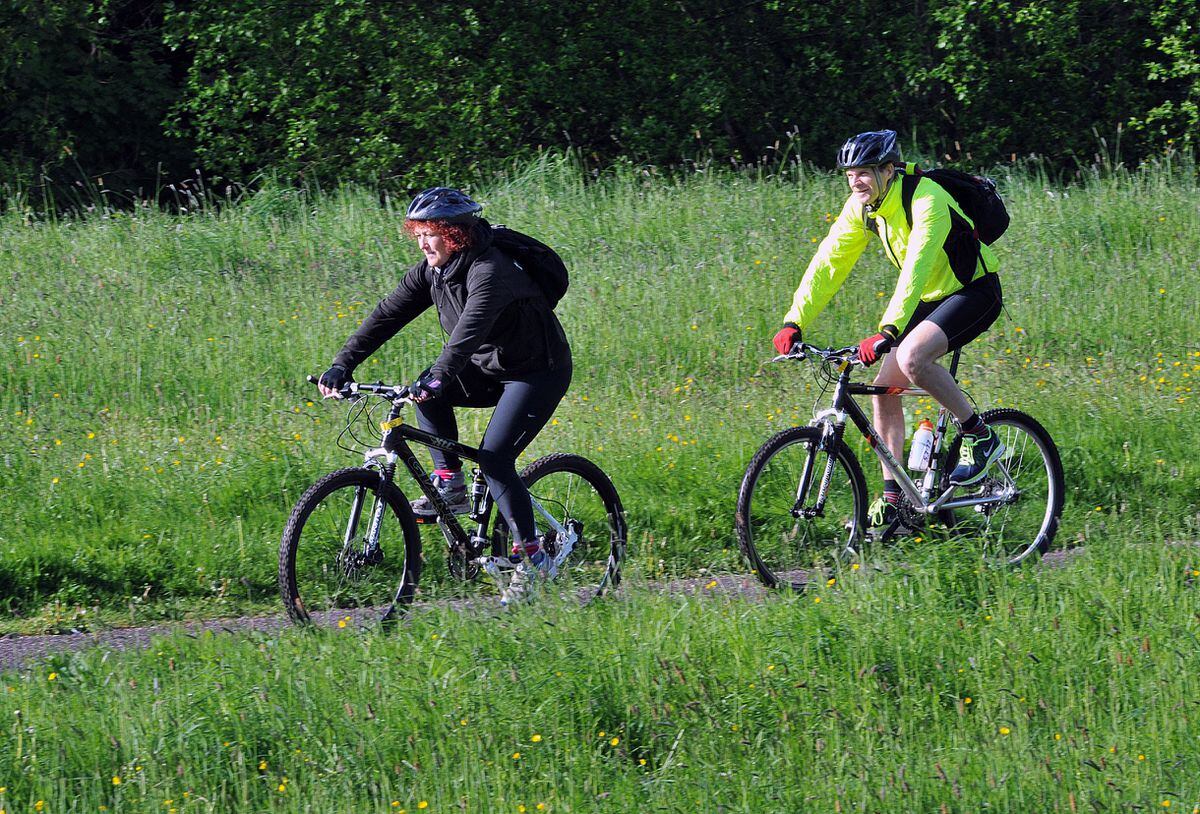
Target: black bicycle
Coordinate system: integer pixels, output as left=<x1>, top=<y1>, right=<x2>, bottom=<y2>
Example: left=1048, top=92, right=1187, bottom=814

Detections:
left=279, top=378, right=626, bottom=626
left=736, top=343, right=1064, bottom=589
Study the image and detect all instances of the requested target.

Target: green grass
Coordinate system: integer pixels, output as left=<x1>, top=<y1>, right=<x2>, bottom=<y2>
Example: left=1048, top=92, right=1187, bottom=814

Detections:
left=1, top=535, right=1197, bottom=812
left=2, top=159, right=1198, bottom=808
left=1, top=156, right=1197, bottom=631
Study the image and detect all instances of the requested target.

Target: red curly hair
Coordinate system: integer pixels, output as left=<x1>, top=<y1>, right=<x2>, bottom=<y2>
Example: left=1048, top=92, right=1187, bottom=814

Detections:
left=403, top=219, right=474, bottom=255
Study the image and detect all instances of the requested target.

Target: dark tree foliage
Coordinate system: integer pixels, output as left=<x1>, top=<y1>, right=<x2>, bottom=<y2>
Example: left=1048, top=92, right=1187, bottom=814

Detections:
left=1, top=0, right=192, bottom=196
left=2, top=0, right=1198, bottom=194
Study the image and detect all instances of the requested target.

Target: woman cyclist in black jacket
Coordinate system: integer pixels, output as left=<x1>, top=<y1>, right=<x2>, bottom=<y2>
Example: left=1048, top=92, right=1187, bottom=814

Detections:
left=318, top=188, right=571, bottom=604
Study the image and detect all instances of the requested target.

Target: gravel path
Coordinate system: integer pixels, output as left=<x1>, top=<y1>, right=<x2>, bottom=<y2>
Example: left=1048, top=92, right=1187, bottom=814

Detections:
left=0, top=548, right=1083, bottom=672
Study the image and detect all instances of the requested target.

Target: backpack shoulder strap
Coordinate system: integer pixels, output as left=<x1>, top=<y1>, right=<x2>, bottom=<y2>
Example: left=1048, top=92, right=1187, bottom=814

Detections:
left=863, top=203, right=878, bottom=235
left=900, top=172, right=918, bottom=230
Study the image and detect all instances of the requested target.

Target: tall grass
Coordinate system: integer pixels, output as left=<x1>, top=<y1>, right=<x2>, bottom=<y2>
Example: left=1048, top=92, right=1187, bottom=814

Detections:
left=1, top=155, right=1197, bottom=629
left=0, top=535, right=1197, bottom=811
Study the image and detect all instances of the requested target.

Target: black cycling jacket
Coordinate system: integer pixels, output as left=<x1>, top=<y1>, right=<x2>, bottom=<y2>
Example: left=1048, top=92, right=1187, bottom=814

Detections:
left=331, top=219, right=570, bottom=382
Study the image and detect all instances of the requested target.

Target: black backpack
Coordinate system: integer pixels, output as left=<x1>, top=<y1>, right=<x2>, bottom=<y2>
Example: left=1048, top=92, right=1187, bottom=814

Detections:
left=865, top=167, right=1008, bottom=280
left=893, top=167, right=1010, bottom=245
left=491, top=225, right=569, bottom=308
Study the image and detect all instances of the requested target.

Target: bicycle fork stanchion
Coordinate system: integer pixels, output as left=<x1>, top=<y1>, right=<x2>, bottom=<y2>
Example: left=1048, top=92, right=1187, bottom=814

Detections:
left=811, top=422, right=844, bottom=518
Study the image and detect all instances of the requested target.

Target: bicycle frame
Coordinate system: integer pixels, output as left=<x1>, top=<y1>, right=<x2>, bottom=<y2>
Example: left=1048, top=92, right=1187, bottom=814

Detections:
left=805, top=348, right=1016, bottom=516
left=349, top=386, right=575, bottom=563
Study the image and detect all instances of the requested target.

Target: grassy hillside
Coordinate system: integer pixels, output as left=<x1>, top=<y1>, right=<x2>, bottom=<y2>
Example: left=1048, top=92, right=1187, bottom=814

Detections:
left=1, top=156, right=1197, bottom=630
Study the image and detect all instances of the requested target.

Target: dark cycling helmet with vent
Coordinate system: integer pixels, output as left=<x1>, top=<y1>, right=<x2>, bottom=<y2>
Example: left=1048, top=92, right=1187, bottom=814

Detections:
left=836, top=130, right=901, bottom=169
left=405, top=187, right=483, bottom=224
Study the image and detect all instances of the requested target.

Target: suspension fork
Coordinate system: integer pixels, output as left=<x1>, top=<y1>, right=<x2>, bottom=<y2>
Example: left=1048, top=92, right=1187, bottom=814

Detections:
left=352, top=458, right=396, bottom=558
left=795, top=412, right=848, bottom=518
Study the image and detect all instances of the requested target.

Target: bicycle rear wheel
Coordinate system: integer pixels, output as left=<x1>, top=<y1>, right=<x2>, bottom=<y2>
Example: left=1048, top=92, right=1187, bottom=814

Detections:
left=495, top=453, right=626, bottom=600
left=940, top=408, right=1064, bottom=565
left=279, top=467, right=422, bottom=627
left=736, top=426, right=868, bottom=590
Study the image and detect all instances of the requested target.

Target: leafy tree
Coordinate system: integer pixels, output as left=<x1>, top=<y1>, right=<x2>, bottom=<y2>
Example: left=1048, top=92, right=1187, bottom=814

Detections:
left=1, top=0, right=190, bottom=195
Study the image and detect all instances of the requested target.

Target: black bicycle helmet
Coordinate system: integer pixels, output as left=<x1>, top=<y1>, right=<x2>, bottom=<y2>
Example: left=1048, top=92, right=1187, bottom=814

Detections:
left=405, top=187, right=483, bottom=223
left=836, top=130, right=901, bottom=169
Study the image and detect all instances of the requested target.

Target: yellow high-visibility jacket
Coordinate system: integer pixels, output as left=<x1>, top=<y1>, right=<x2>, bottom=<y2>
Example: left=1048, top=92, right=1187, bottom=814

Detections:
left=783, top=166, right=999, bottom=334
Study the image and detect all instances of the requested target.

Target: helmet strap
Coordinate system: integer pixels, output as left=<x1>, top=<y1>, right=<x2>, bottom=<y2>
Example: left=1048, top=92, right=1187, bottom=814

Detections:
left=867, top=164, right=897, bottom=209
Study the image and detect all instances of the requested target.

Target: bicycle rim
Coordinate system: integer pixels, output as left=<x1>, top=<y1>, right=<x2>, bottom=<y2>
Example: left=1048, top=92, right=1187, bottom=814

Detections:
left=941, top=409, right=1064, bottom=566
left=279, top=468, right=421, bottom=627
left=736, top=426, right=867, bottom=590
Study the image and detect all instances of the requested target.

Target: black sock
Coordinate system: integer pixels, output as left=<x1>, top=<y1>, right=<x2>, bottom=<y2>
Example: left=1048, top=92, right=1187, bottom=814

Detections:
left=961, top=413, right=985, bottom=436
left=882, top=479, right=900, bottom=503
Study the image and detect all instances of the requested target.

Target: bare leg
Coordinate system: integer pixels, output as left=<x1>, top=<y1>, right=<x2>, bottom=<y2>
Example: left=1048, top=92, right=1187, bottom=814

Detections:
left=871, top=351, right=908, bottom=482
left=892, top=321, right=973, bottom=421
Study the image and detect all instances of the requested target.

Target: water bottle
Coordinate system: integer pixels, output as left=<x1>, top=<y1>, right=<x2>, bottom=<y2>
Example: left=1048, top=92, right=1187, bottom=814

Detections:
left=907, top=419, right=935, bottom=471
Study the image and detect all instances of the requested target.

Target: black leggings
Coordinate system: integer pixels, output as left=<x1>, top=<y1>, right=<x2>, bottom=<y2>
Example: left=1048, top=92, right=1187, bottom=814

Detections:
left=414, top=363, right=572, bottom=544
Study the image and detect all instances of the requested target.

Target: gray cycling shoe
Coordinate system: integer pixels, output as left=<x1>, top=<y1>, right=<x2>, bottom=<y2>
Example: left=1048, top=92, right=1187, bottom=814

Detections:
left=500, top=549, right=556, bottom=606
left=411, top=471, right=470, bottom=520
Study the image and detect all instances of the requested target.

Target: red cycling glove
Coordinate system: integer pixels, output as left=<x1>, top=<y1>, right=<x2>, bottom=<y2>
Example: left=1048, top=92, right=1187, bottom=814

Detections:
left=856, top=325, right=898, bottom=366
left=772, top=323, right=801, bottom=355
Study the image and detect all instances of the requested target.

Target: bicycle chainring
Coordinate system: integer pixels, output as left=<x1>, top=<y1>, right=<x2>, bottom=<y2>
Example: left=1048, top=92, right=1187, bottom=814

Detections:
left=896, top=496, right=927, bottom=530
left=447, top=549, right=481, bottom=581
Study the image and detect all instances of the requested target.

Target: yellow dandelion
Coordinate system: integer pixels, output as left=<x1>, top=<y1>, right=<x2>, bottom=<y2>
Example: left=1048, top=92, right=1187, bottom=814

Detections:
left=418, top=802, right=428, bottom=810
left=813, top=596, right=821, bottom=603
left=259, top=760, right=267, bottom=771
left=112, top=776, right=121, bottom=785
left=999, top=727, right=1010, bottom=735
left=1054, top=733, right=1062, bottom=741
left=48, top=672, right=57, bottom=681
left=610, top=737, right=620, bottom=746
left=826, top=577, right=835, bottom=587
left=964, top=697, right=972, bottom=705
left=531, top=734, right=542, bottom=743
left=851, top=563, right=860, bottom=571
left=512, top=751, right=521, bottom=760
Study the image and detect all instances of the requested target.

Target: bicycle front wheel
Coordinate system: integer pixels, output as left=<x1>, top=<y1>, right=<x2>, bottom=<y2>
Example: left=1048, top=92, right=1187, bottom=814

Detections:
left=940, top=408, right=1064, bottom=566
left=496, top=453, right=626, bottom=600
left=279, top=467, right=422, bottom=627
left=736, top=426, right=868, bottom=590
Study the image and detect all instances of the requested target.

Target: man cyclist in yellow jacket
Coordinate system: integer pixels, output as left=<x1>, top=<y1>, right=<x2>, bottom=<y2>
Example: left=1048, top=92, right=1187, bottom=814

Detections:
left=772, top=129, right=1005, bottom=538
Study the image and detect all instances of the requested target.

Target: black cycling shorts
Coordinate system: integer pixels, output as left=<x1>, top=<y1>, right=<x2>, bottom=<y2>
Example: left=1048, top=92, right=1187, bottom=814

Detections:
left=898, top=273, right=1002, bottom=352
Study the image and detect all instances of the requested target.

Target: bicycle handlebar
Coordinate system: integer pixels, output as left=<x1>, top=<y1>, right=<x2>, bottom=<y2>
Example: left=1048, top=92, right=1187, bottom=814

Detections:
left=770, top=342, right=863, bottom=366
left=306, top=375, right=413, bottom=404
